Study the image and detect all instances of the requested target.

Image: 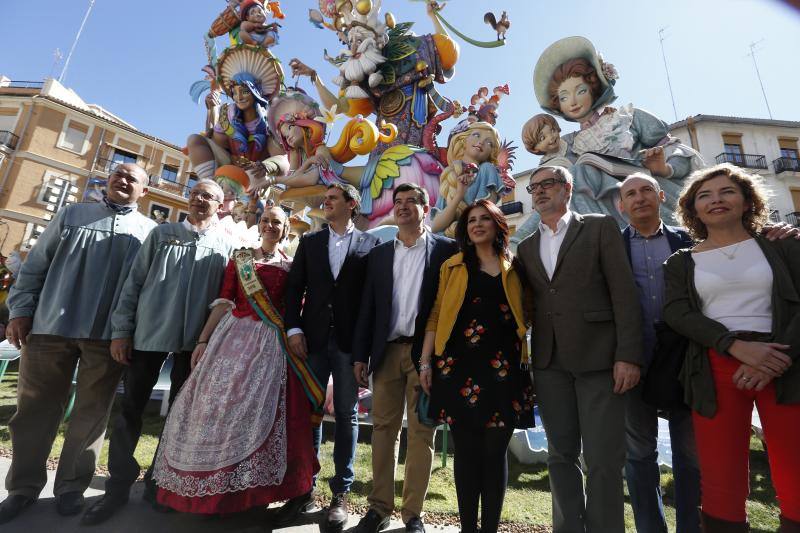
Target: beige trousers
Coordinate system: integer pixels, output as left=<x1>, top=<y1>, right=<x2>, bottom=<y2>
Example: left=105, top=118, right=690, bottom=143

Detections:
left=6, top=334, right=123, bottom=498
left=368, top=342, right=435, bottom=523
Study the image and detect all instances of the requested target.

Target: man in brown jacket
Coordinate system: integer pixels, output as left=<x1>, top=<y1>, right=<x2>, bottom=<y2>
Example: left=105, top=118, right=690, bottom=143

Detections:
left=515, top=166, right=643, bottom=533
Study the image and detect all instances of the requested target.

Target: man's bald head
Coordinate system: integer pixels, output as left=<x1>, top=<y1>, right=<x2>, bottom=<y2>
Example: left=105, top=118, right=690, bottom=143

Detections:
left=106, top=163, right=149, bottom=205
left=618, top=172, right=665, bottom=228
left=619, top=173, right=661, bottom=195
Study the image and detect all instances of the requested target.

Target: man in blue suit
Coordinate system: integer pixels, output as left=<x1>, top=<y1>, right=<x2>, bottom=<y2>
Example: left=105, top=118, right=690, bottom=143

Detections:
left=618, top=173, right=700, bottom=533
left=281, top=183, right=380, bottom=529
left=351, top=183, right=457, bottom=533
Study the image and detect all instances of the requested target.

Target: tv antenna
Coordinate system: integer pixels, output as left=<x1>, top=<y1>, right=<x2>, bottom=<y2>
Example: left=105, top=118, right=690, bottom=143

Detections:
left=59, top=0, right=96, bottom=84
left=746, top=39, right=773, bottom=119
left=658, top=27, right=678, bottom=122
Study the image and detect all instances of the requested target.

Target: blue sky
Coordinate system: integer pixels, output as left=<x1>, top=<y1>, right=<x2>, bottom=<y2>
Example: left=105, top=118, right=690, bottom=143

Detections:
left=3, top=0, right=800, bottom=171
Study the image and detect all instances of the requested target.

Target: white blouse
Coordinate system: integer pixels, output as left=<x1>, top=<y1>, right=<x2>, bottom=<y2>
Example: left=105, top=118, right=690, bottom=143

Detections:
left=693, top=239, right=773, bottom=333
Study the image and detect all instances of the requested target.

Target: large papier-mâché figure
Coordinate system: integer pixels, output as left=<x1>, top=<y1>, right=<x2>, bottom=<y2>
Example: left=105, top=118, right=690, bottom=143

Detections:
left=512, top=36, right=703, bottom=245
left=288, top=0, right=459, bottom=226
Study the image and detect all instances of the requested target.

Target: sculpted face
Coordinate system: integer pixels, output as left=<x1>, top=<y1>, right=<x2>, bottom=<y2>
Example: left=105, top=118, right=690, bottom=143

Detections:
left=279, top=122, right=304, bottom=149
left=463, top=129, right=496, bottom=164
left=232, top=85, right=255, bottom=111
left=106, top=163, right=148, bottom=204
left=247, top=5, right=267, bottom=24
left=466, top=206, right=497, bottom=246
left=693, top=175, right=749, bottom=230
left=557, top=76, right=594, bottom=122
left=532, top=124, right=561, bottom=154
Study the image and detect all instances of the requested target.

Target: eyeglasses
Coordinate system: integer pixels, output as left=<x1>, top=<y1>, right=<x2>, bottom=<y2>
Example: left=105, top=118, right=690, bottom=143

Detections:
left=189, top=191, right=220, bottom=202
left=526, top=178, right=566, bottom=194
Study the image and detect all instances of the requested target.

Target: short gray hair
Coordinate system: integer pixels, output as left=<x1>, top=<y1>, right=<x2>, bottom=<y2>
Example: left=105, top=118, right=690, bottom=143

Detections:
left=619, top=172, right=661, bottom=193
left=529, top=165, right=574, bottom=187
left=193, top=179, right=225, bottom=202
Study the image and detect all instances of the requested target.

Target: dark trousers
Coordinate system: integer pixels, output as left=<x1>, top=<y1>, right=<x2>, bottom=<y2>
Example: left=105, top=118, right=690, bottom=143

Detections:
left=450, top=425, right=514, bottom=533
left=105, top=350, right=190, bottom=496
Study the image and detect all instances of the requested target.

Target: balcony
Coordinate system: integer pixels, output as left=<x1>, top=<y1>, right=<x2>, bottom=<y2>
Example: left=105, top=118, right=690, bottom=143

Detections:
left=787, top=212, right=800, bottom=227
left=152, top=176, right=191, bottom=198
left=715, top=152, right=768, bottom=170
left=0, top=130, right=19, bottom=151
left=500, top=201, right=524, bottom=216
left=0, top=81, right=44, bottom=89
left=773, top=157, right=800, bottom=174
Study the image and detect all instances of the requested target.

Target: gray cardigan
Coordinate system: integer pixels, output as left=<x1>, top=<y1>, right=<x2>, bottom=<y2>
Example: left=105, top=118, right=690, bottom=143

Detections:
left=663, top=236, right=800, bottom=417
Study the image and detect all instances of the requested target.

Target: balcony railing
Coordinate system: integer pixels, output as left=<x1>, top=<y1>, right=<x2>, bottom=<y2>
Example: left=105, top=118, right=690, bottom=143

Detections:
left=787, top=212, right=800, bottom=227
left=0, top=130, right=19, bottom=150
left=773, top=157, right=800, bottom=174
left=153, top=177, right=191, bottom=198
left=769, top=210, right=781, bottom=223
left=715, top=152, right=768, bottom=170
left=500, top=201, right=524, bottom=216
left=0, top=80, right=44, bottom=89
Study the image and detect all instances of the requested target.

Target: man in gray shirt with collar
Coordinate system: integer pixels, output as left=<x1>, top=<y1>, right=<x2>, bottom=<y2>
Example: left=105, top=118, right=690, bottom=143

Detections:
left=1, top=164, right=156, bottom=524
left=81, top=179, right=235, bottom=525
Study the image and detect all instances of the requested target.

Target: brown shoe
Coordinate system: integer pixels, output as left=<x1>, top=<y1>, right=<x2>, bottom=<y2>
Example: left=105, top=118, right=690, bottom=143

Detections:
left=780, top=515, right=800, bottom=533
left=325, top=492, right=348, bottom=529
left=701, top=511, right=749, bottom=532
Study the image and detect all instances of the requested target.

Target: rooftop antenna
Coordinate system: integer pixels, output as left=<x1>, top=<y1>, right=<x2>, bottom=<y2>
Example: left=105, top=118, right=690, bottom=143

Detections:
left=746, top=39, right=773, bottom=119
left=58, top=0, right=96, bottom=85
left=48, top=48, right=63, bottom=80
left=658, top=27, right=678, bottom=123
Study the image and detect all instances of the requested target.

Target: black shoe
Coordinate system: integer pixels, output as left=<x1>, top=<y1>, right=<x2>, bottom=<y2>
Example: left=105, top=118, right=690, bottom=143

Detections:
left=79, top=494, right=128, bottom=526
left=405, top=516, right=426, bottom=533
left=353, top=509, right=390, bottom=533
left=141, top=485, right=172, bottom=513
left=0, top=495, right=35, bottom=525
left=56, top=491, right=85, bottom=516
left=271, top=491, right=316, bottom=527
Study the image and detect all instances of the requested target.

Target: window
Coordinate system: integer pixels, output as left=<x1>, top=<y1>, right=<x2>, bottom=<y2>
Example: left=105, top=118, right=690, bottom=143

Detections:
left=112, top=149, right=138, bottom=166
left=36, top=171, right=78, bottom=206
left=779, top=137, right=799, bottom=160
left=782, top=148, right=799, bottom=160
left=721, top=133, right=744, bottom=164
left=161, top=164, right=179, bottom=183
left=185, top=173, right=198, bottom=199
left=58, top=121, right=90, bottom=153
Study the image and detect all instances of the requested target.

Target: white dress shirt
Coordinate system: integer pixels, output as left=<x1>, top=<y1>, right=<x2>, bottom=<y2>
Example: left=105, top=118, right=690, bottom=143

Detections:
left=388, top=231, right=428, bottom=340
left=182, top=215, right=219, bottom=236
left=328, top=223, right=354, bottom=280
left=538, top=210, right=573, bottom=280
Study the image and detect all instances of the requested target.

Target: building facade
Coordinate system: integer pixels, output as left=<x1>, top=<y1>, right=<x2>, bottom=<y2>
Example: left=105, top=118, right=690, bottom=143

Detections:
left=0, top=77, right=198, bottom=257
left=501, top=113, right=800, bottom=237
left=669, top=114, right=800, bottom=226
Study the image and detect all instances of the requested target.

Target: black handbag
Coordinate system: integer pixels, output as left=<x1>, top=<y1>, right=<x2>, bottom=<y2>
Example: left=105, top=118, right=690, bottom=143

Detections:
left=642, top=322, right=689, bottom=410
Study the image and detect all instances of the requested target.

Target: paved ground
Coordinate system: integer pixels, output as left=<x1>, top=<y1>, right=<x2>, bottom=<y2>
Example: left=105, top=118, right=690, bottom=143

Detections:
left=0, top=458, right=459, bottom=533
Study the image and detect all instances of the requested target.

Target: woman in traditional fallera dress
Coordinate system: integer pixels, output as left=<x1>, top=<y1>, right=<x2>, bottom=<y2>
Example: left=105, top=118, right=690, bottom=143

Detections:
left=151, top=206, right=320, bottom=514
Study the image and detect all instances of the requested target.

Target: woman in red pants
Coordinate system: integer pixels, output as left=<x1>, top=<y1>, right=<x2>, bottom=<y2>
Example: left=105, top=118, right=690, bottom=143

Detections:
left=664, top=163, right=800, bottom=532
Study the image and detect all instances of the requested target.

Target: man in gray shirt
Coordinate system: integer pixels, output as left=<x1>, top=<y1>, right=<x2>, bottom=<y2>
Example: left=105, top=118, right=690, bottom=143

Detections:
left=81, top=179, right=235, bottom=525
left=1, top=164, right=156, bottom=524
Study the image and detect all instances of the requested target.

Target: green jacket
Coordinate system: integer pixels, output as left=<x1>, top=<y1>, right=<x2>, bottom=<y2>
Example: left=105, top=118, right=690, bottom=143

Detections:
left=663, top=236, right=800, bottom=418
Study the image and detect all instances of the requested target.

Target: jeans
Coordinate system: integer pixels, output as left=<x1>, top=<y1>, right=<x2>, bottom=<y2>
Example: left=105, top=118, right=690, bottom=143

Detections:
left=307, top=334, right=359, bottom=495
left=625, top=383, right=701, bottom=533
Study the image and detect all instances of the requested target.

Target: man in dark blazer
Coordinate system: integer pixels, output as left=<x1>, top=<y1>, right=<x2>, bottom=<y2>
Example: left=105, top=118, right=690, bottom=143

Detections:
left=515, top=166, right=643, bottom=533
left=618, top=173, right=700, bottom=533
left=280, top=183, right=380, bottom=529
left=351, top=183, right=457, bottom=533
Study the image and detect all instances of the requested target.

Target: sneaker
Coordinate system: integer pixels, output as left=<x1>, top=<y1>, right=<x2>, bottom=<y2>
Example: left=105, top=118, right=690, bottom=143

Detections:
left=353, top=509, right=390, bottom=533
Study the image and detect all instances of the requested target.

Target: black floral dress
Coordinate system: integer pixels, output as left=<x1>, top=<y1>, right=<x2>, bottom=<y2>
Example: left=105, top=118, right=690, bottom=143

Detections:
left=429, top=270, right=535, bottom=430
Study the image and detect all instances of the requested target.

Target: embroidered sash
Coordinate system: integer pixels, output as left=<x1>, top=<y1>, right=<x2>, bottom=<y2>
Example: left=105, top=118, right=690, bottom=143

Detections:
left=234, top=248, right=324, bottom=425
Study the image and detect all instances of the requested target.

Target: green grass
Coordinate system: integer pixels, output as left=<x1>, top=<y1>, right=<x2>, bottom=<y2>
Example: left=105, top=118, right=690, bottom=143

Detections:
left=0, top=361, right=781, bottom=530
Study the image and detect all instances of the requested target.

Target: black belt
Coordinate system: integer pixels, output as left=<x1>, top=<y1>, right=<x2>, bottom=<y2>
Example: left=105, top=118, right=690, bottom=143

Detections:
left=731, top=330, right=772, bottom=342
left=389, top=336, right=415, bottom=344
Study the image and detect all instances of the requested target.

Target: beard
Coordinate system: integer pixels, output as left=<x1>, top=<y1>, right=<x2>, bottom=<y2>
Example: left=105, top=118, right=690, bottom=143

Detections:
left=339, top=38, right=386, bottom=99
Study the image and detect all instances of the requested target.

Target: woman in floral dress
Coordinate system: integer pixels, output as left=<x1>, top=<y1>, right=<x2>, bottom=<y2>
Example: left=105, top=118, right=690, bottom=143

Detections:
left=420, top=199, right=534, bottom=533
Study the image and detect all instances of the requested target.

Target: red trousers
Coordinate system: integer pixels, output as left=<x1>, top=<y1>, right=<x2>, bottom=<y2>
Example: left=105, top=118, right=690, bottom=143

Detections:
left=693, top=350, right=800, bottom=521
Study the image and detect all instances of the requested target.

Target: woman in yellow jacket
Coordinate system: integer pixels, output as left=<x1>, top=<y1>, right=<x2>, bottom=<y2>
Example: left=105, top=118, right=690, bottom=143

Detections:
left=420, top=199, right=533, bottom=533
